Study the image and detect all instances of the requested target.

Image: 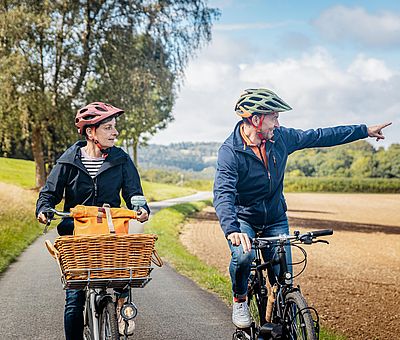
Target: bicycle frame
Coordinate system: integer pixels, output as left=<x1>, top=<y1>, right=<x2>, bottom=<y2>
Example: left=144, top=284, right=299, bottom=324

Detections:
left=240, top=230, right=332, bottom=340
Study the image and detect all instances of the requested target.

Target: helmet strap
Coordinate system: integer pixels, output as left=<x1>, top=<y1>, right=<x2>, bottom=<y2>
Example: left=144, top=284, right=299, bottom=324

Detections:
left=90, top=127, right=109, bottom=158
left=247, top=115, right=266, bottom=144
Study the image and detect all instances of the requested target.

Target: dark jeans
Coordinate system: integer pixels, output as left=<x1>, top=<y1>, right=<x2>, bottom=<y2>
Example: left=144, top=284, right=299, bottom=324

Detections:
left=64, top=288, right=129, bottom=340
left=228, top=216, right=292, bottom=298
left=65, top=289, right=85, bottom=340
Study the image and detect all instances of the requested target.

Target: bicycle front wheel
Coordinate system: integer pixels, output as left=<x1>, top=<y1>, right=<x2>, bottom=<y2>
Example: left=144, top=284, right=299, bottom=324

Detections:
left=283, top=291, right=316, bottom=340
left=99, top=298, right=119, bottom=340
left=247, top=274, right=267, bottom=328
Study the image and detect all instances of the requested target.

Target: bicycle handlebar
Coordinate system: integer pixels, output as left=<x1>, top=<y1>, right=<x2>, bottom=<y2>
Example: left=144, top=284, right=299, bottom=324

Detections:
left=253, top=229, right=333, bottom=247
left=308, top=229, right=333, bottom=237
left=42, top=207, right=71, bottom=218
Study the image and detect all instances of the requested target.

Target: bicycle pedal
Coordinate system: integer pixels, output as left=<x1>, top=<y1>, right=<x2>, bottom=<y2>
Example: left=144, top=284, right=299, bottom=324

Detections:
left=259, top=322, right=282, bottom=338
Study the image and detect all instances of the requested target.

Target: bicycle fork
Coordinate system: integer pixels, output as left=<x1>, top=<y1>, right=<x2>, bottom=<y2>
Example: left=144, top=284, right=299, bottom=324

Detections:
left=89, top=290, right=100, bottom=339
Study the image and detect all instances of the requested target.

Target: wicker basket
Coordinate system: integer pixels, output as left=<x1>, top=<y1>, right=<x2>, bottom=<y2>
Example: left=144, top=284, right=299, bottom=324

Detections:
left=46, top=234, right=162, bottom=285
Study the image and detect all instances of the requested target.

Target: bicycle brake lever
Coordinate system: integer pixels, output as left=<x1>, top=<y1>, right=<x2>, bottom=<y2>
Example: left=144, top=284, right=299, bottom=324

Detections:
left=313, top=240, right=329, bottom=245
left=43, top=220, right=51, bottom=234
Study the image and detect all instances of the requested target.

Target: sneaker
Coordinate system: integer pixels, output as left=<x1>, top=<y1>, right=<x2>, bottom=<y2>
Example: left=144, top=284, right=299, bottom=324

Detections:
left=116, top=306, right=135, bottom=336
left=232, top=301, right=251, bottom=328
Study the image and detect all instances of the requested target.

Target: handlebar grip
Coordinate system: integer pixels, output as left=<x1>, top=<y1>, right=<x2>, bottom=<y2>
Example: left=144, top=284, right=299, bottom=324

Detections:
left=310, top=229, right=333, bottom=237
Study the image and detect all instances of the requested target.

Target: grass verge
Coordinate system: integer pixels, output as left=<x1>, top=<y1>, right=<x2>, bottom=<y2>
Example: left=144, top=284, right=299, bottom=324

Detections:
left=0, top=183, right=40, bottom=273
left=145, top=201, right=232, bottom=303
left=0, top=157, right=36, bottom=189
left=145, top=201, right=347, bottom=340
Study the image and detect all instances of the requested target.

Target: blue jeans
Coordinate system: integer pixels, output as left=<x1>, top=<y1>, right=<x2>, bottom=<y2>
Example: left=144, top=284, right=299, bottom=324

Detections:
left=64, top=288, right=128, bottom=340
left=65, top=289, right=85, bottom=340
left=228, top=216, right=292, bottom=298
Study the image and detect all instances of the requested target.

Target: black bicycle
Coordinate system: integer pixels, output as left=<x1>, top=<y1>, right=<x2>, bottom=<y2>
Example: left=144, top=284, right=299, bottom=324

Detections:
left=233, top=229, right=333, bottom=340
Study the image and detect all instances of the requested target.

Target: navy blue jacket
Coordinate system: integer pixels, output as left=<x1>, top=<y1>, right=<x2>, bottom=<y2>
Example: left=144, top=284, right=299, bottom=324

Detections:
left=36, top=141, right=149, bottom=216
left=213, top=122, right=368, bottom=237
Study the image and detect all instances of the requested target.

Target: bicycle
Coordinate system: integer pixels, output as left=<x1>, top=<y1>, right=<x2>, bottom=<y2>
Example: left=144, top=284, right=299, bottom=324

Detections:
left=232, top=229, right=333, bottom=340
left=44, top=207, right=163, bottom=340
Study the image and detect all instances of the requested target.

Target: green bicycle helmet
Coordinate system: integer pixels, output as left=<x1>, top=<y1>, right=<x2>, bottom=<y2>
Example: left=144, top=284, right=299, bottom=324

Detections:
left=235, top=88, right=292, bottom=118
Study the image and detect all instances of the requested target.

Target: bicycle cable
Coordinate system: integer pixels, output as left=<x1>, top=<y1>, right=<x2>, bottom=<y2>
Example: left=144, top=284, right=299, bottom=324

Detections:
left=289, top=243, right=308, bottom=279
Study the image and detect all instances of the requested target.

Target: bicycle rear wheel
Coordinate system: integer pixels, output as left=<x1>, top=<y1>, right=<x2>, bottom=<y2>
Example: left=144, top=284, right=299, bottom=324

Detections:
left=99, top=298, right=119, bottom=340
left=283, top=291, right=316, bottom=340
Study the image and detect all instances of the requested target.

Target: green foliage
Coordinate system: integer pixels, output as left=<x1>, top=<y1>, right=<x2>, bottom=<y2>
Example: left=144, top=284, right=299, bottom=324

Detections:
left=287, top=141, right=400, bottom=178
left=285, top=177, right=400, bottom=193
left=87, top=32, right=175, bottom=164
left=0, top=1, right=219, bottom=187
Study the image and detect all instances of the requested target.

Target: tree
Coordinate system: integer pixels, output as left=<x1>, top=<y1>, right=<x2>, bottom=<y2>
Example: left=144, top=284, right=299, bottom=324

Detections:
left=0, top=1, right=219, bottom=187
left=87, top=31, right=175, bottom=164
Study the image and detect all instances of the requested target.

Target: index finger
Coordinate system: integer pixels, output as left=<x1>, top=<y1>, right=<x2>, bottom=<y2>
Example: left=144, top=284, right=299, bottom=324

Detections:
left=379, top=122, right=392, bottom=129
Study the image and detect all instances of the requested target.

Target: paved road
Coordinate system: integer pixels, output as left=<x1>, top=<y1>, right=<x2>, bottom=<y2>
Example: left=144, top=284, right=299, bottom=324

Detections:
left=0, top=192, right=235, bottom=339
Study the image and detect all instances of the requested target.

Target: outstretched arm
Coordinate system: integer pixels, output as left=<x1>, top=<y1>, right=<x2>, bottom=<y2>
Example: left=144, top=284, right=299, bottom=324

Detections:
left=367, top=122, right=392, bottom=141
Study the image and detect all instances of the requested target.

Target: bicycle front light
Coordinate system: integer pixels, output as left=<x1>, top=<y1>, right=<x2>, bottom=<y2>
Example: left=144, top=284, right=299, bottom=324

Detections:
left=121, top=303, right=138, bottom=320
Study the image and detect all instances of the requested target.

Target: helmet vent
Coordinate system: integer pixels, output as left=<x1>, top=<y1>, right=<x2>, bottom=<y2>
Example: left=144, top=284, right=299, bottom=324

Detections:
left=266, top=101, right=279, bottom=108
left=82, top=114, right=99, bottom=120
left=95, top=106, right=107, bottom=112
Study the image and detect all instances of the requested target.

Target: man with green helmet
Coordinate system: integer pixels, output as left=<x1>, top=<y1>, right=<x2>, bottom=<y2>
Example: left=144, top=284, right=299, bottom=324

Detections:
left=213, top=88, right=391, bottom=329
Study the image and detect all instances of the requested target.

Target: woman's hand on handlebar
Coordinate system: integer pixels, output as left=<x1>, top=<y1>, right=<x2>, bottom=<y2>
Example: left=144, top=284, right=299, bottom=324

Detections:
left=136, top=207, right=149, bottom=223
left=227, top=232, right=252, bottom=253
left=37, top=211, right=48, bottom=224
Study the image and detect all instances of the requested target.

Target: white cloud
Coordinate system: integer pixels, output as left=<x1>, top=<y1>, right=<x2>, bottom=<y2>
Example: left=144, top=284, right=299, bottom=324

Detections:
left=313, top=5, right=400, bottom=47
left=150, top=38, right=399, bottom=148
left=348, top=55, right=393, bottom=81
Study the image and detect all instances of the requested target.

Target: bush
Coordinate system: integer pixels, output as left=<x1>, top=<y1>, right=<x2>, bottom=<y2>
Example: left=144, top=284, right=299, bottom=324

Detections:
left=285, top=177, right=400, bottom=193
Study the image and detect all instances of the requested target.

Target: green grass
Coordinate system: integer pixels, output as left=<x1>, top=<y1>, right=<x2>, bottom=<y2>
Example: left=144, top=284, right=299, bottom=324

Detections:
left=0, top=157, right=36, bottom=189
left=145, top=201, right=232, bottom=303
left=0, top=185, right=39, bottom=273
left=0, top=157, right=197, bottom=202
left=142, top=181, right=196, bottom=202
left=145, top=202, right=347, bottom=340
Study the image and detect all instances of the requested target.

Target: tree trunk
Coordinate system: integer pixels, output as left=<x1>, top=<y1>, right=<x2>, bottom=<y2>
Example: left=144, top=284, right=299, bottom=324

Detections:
left=31, top=126, right=46, bottom=189
left=132, top=139, right=138, bottom=166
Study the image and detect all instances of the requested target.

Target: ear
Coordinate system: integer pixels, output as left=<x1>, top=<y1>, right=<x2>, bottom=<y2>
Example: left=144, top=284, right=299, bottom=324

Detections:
left=85, top=127, right=94, bottom=140
left=251, top=115, right=259, bottom=125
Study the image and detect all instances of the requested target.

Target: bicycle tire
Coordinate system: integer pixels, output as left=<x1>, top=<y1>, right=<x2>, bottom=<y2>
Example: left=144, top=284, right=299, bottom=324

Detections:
left=84, top=297, right=94, bottom=340
left=282, top=291, right=316, bottom=340
left=99, top=298, right=119, bottom=340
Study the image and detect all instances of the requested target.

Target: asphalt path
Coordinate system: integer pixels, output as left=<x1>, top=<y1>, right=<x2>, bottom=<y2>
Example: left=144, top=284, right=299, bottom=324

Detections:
left=0, top=192, right=235, bottom=339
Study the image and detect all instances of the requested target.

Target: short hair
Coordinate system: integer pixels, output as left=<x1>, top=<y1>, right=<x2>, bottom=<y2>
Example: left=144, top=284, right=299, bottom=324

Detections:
left=82, top=116, right=116, bottom=139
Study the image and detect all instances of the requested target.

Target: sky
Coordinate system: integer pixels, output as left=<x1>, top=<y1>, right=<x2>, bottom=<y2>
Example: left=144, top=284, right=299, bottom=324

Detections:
left=149, top=0, right=400, bottom=148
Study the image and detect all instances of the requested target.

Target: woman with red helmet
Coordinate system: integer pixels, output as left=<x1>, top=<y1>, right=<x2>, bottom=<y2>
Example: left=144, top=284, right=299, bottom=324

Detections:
left=36, top=102, right=148, bottom=339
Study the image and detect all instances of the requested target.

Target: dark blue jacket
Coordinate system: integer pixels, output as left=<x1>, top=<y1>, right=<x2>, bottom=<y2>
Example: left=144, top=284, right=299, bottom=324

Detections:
left=213, top=122, right=368, bottom=237
left=36, top=141, right=149, bottom=216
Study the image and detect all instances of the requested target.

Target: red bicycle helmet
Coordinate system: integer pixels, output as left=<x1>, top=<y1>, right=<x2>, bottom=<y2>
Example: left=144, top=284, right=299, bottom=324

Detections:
left=75, top=102, right=124, bottom=134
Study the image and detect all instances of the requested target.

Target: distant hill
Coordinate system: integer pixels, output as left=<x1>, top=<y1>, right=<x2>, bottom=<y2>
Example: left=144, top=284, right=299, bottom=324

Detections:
left=135, top=140, right=400, bottom=180
left=137, top=142, right=220, bottom=173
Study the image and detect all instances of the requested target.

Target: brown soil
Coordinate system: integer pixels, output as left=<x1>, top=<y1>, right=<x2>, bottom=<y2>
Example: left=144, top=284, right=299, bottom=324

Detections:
left=180, top=193, right=400, bottom=340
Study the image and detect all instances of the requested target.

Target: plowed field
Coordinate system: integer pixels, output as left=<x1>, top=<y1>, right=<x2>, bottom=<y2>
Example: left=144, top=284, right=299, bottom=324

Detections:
left=180, top=193, right=400, bottom=340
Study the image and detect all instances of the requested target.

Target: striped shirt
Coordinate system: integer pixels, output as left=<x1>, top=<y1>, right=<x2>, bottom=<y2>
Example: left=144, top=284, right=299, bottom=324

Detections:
left=80, top=148, right=104, bottom=178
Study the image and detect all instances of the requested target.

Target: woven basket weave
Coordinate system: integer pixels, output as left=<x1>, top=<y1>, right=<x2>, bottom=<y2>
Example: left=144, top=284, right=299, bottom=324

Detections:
left=53, top=233, right=158, bottom=280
